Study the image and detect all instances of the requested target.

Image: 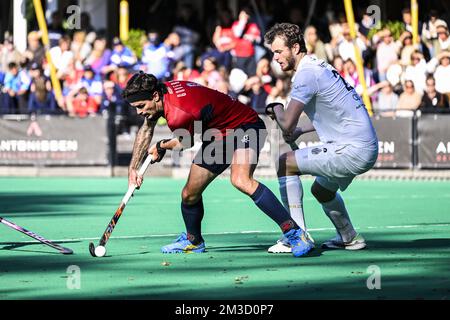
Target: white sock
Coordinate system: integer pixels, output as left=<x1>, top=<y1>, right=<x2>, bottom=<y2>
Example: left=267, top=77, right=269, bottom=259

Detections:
left=278, top=176, right=306, bottom=231
left=321, top=193, right=356, bottom=242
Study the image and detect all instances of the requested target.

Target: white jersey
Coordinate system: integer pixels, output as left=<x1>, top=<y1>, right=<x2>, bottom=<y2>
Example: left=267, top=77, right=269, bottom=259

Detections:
left=290, top=55, right=377, bottom=147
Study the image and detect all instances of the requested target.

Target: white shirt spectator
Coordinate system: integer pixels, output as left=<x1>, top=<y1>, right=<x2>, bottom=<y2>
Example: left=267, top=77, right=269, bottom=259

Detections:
left=376, top=42, right=400, bottom=75
left=404, top=58, right=427, bottom=94
left=376, top=88, right=399, bottom=113
left=434, top=64, right=450, bottom=94
left=338, top=37, right=366, bottom=62
left=438, top=37, right=450, bottom=52
left=50, top=46, right=74, bottom=75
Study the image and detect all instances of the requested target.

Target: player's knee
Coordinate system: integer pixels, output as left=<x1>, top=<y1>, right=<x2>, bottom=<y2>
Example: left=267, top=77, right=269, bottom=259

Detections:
left=311, top=181, right=336, bottom=203
left=230, top=174, right=252, bottom=194
left=181, top=187, right=201, bottom=205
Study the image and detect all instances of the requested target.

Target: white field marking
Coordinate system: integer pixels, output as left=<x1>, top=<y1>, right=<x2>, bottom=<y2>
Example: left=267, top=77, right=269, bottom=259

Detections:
left=4, top=223, right=450, bottom=245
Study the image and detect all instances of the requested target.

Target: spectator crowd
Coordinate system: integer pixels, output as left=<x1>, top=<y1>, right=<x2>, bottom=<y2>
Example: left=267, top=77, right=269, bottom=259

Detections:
left=1, top=3, right=449, bottom=135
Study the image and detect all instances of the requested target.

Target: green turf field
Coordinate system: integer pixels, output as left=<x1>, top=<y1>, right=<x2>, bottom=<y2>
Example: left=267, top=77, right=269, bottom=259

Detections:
left=1, top=177, right=450, bottom=300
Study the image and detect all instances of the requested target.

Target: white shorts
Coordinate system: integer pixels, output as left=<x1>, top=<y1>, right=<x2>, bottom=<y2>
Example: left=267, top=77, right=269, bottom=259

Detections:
left=294, top=142, right=378, bottom=191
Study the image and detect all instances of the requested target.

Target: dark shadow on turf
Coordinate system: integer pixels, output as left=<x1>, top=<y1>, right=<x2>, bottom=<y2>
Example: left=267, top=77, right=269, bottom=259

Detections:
left=209, top=244, right=324, bottom=257
left=0, top=248, right=63, bottom=255
left=360, top=237, right=450, bottom=250
left=0, top=240, right=79, bottom=254
left=100, top=251, right=151, bottom=257
left=0, top=192, right=126, bottom=217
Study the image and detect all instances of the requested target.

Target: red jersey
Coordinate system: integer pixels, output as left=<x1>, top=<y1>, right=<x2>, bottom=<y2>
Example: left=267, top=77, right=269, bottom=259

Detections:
left=163, top=81, right=259, bottom=138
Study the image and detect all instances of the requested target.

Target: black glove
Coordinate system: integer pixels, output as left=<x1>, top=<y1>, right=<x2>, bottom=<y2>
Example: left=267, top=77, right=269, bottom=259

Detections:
left=151, top=139, right=171, bottom=164
left=265, top=103, right=284, bottom=119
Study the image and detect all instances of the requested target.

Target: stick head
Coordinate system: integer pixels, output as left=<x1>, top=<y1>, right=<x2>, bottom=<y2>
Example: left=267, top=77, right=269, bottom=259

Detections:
left=61, top=248, right=74, bottom=255
left=89, top=242, right=97, bottom=257
left=89, top=242, right=106, bottom=257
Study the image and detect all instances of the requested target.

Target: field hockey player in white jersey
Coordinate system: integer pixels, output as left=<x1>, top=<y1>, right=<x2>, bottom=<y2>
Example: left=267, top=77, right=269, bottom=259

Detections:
left=264, top=23, right=379, bottom=254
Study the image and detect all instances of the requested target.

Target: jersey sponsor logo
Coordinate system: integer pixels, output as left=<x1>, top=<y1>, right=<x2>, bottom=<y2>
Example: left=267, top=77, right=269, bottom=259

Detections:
left=352, top=93, right=361, bottom=101
left=241, top=135, right=250, bottom=144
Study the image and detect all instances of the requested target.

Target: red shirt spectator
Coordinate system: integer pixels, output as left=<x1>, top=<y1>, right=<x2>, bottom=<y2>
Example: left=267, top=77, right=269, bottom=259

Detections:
left=231, top=11, right=261, bottom=58
left=69, top=87, right=99, bottom=117
left=214, top=26, right=236, bottom=52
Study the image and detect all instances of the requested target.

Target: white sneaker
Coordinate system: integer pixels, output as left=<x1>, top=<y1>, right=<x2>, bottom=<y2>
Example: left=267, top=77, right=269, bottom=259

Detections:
left=268, top=238, right=292, bottom=253
left=321, top=233, right=366, bottom=250
left=268, top=231, right=315, bottom=253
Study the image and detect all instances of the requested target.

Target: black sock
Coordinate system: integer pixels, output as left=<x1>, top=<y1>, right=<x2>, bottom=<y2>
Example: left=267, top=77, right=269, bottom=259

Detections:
left=250, top=183, right=299, bottom=233
left=181, top=198, right=204, bottom=245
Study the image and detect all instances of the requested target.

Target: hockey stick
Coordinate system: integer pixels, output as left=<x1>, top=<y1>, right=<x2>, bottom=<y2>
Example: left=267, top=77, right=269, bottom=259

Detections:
left=89, top=154, right=154, bottom=257
left=0, top=217, right=73, bottom=254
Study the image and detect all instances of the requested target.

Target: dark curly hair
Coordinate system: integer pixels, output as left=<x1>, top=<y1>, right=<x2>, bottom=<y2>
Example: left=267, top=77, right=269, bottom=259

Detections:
left=122, top=71, right=167, bottom=100
left=264, top=23, right=307, bottom=52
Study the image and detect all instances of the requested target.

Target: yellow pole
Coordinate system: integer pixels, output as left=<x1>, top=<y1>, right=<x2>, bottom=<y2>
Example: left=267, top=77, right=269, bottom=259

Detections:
left=120, top=0, right=129, bottom=42
left=343, top=0, right=373, bottom=116
left=411, top=0, right=419, bottom=45
left=32, top=0, right=63, bottom=105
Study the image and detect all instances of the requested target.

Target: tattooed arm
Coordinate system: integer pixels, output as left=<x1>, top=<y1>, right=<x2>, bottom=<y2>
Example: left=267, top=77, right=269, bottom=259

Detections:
left=128, top=117, right=157, bottom=188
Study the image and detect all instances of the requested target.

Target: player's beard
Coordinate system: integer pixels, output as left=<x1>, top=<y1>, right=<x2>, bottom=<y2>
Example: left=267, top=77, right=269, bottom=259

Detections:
left=283, top=56, right=297, bottom=72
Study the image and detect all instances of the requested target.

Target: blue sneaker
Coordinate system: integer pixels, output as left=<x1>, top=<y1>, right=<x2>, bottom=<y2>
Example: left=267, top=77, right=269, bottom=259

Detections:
left=284, top=229, right=314, bottom=257
left=268, top=231, right=315, bottom=253
left=161, top=232, right=206, bottom=254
